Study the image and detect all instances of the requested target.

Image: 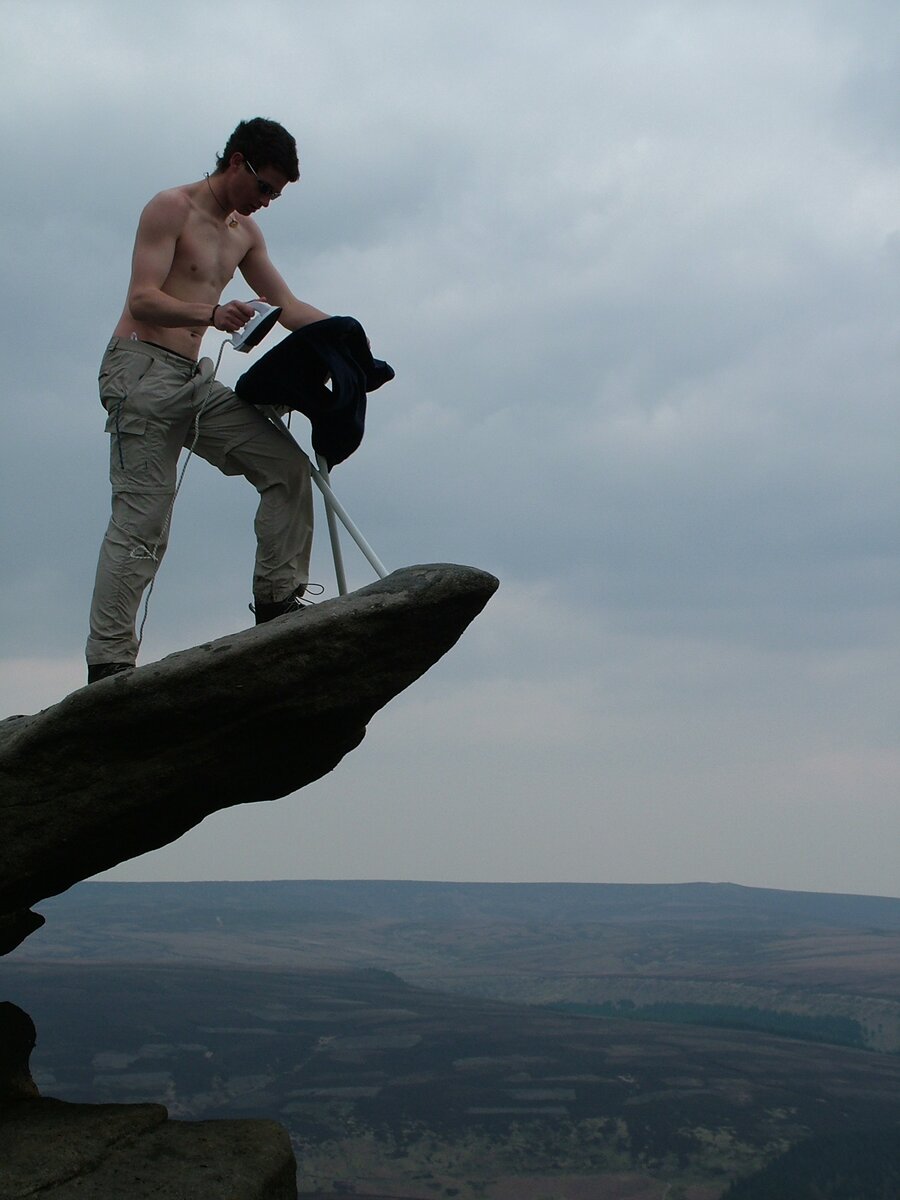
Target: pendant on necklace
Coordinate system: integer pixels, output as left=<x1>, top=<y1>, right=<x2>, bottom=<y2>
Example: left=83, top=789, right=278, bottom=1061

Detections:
left=228, top=215, right=238, bottom=228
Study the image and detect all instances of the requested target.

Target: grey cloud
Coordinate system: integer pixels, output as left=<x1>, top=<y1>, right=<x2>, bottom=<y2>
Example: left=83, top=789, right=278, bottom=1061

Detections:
left=1, top=0, right=898, bottom=893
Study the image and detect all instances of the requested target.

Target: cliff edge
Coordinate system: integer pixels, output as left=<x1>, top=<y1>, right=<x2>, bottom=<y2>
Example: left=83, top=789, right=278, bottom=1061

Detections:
left=0, top=563, right=499, bottom=955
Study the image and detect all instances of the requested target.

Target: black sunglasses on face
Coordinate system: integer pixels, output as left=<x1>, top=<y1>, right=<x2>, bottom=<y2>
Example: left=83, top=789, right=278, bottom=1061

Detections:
left=244, top=160, right=282, bottom=200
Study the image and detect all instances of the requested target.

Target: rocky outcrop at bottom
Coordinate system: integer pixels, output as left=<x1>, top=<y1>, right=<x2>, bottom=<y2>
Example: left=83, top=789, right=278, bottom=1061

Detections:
left=0, top=1004, right=37, bottom=1102
left=0, top=1098, right=296, bottom=1200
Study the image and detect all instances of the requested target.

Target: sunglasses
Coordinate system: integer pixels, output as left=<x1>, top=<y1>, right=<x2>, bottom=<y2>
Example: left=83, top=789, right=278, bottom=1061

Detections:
left=243, top=160, right=282, bottom=200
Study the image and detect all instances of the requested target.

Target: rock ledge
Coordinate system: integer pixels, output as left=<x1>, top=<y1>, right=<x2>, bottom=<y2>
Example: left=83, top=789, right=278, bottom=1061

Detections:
left=0, top=1098, right=296, bottom=1199
left=0, top=563, right=498, bottom=954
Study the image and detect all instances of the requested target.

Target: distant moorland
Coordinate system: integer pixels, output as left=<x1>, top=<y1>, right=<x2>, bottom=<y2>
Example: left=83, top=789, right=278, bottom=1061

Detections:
left=4, top=879, right=900, bottom=1198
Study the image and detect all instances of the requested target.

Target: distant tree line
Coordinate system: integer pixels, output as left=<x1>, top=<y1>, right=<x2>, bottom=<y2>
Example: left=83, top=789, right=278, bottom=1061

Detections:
left=549, top=1000, right=866, bottom=1049
left=721, top=1127, right=900, bottom=1198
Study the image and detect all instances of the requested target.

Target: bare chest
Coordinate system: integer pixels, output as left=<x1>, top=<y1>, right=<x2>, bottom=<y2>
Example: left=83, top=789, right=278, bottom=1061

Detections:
left=169, top=210, right=248, bottom=293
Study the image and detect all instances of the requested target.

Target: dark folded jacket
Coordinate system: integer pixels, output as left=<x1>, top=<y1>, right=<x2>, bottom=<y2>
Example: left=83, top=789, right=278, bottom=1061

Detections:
left=234, top=315, right=394, bottom=468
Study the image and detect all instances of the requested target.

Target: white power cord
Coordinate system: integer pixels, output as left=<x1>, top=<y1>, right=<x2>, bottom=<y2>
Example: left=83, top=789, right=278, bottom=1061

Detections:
left=132, top=339, right=228, bottom=650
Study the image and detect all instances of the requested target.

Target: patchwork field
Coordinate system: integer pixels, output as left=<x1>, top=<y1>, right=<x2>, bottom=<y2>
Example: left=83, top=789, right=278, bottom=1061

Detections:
left=5, top=880, right=900, bottom=1196
left=3, top=959, right=900, bottom=1198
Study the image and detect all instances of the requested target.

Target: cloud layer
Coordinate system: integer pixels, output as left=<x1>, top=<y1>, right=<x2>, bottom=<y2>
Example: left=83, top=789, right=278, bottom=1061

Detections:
left=2, top=1, right=898, bottom=896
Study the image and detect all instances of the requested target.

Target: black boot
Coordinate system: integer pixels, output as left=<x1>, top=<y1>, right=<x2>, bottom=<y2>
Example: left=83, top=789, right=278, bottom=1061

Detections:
left=250, top=588, right=314, bottom=625
left=87, top=662, right=133, bottom=685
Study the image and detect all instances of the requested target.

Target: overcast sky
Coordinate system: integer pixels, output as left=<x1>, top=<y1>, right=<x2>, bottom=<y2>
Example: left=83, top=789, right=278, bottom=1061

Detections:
left=1, top=1, right=898, bottom=898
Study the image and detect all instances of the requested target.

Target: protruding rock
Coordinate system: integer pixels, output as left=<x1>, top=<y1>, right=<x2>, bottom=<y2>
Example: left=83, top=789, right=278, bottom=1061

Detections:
left=0, top=1002, right=38, bottom=1100
left=0, top=912, right=44, bottom=959
left=0, top=1097, right=297, bottom=1198
left=0, top=564, right=498, bottom=952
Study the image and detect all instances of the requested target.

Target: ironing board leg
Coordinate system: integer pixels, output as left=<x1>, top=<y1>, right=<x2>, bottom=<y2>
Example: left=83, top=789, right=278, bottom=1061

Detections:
left=316, top=453, right=349, bottom=595
left=259, top=407, right=389, bottom=587
left=309, top=459, right=389, bottom=581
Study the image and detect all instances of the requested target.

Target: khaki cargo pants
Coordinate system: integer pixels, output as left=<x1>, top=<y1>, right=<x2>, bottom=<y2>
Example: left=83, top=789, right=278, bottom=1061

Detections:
left=86, top=337, right=313, bottom=667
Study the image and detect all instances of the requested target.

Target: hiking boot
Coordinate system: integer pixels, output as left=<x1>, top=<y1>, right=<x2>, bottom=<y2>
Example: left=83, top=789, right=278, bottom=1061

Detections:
left=87, top=662, right=133, bottom=685
left=250, top=586, right=319, bottom=625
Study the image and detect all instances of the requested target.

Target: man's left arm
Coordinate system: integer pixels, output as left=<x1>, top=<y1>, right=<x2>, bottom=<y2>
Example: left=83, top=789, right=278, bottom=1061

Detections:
left=240, top=230, right=330, bottom=331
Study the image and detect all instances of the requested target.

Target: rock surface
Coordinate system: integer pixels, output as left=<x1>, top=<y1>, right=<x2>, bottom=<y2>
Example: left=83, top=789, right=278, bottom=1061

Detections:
left=0, top=1098, right=296, bottom=1199
left=0, top=563, right=498, bottom=954
left=0, top=1004, right=38, bottom=1101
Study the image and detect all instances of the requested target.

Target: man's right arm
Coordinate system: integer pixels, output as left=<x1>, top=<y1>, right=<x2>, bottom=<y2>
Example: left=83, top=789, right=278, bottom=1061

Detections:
left=126, top=192, right=252, bottom=332
left=126, top=192, right=210, bottom=328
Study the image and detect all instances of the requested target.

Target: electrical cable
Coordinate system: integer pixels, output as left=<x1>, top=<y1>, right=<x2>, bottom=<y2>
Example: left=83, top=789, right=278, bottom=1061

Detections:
left=133, top=339, right=228, bottom=650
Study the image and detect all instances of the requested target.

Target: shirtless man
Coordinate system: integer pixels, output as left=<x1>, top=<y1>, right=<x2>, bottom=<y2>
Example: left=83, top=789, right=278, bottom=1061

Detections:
left=86, top=118, right=328, bottom=684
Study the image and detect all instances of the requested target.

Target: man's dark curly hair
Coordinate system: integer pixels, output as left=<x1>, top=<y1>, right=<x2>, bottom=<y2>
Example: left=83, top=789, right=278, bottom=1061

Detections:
left=215, top=118, right=300, bottom=181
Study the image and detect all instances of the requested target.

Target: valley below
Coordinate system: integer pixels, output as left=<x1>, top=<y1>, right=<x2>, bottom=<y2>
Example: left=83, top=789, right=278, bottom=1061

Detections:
left=4, top=880, right=900, bottom=1198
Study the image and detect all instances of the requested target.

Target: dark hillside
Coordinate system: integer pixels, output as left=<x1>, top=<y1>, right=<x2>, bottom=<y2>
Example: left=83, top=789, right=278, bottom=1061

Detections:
left=18, top=880, right=900, bottom=1055
left=30, top=879, right=900, bottom=931
left=3, top=960, right=900, bottom=1199
left=721, top=1127, right=900, bottom=1198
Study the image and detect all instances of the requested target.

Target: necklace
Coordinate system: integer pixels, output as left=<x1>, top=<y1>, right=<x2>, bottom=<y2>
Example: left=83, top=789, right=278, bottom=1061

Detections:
left=205, top=173, right=238, bottom=227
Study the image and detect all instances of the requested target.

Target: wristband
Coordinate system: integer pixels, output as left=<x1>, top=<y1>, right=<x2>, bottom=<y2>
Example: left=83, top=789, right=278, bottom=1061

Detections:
left=210, top=304, right=219, bottom=327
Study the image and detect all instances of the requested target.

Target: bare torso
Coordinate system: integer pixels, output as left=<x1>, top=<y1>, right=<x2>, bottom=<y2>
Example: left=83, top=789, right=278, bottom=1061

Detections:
left=113, top=182, right=255, bottom=359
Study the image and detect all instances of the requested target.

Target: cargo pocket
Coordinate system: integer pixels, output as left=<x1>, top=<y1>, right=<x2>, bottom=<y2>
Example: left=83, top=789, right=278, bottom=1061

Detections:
left=106, top=407, right=149, bottom=489
left=98, top=350, right=155, bottom=412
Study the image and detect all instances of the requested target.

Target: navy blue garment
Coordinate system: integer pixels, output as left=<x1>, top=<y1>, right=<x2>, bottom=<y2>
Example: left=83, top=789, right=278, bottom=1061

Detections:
left=234, top=316, right=394, bottom=468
